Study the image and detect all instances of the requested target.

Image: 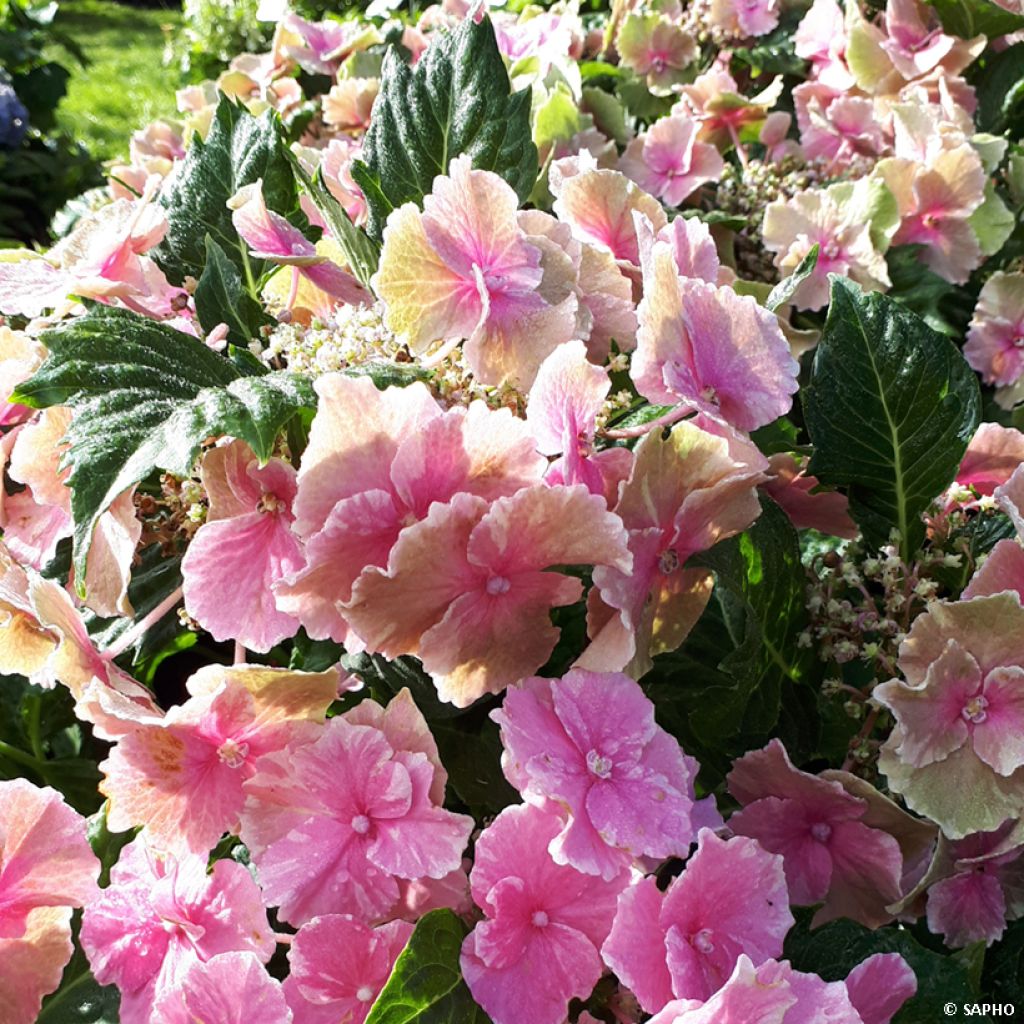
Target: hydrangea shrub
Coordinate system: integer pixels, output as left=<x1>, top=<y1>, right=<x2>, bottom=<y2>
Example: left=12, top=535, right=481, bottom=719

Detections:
left=3, top=0, right=1024, bottom=1020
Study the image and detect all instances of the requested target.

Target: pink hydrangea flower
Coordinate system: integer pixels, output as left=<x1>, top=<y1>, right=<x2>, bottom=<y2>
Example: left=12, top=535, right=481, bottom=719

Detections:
left=618, top=116, right=724, bottom=208
left=0, top=326, right=44, bottom=427
left=874, top=142, right=986, bottom=285
left=793, top=83, right=887, bottom=166
left=582, top=418, right=767, bottom=677
left=616, top=13, right=697, bottom=95
left=727, top=739, right=934, bottom=927
left=762, top=183, right=892, bottom=311
left=322, top=77, right=379, bottom=134
left=926, top=825, right=1024, bottom=948
left=80, top=838, right=275, bottom=1024
left=876, top=593, right=1024, bottom=837
left=880, top=0, right=964, bottom=80
left=277, top=375, right=545, bottom=645
left=278, top=13, right=378, bottom=75
left=673, top=69, right=784, bottom=151
left=632, top=233, right=798, bottom=430
left=763, top=454, right=858, bottom=538
left=794, top=0, right=854, bottom=90
left=240, top=709, right=473, bottom=927
left=99, top=664, right=341, bottom=856
left=373, top=155, right=579, bottom=387
left=345, top=484, right=632, bottom=707
left=965, top=465, right=1024, bottom=601
left=647, top=952, right=915, bottom=1024
left=954, top=423, right=1024, bottom=499
left=0, top=779, right=99, bottom=938
left=709, top=0, right=780, bottom=38
left=649, top=215, right=722, bottom=284
left=494, top=669, right=713, bottom=880
left=551, top=161, right=667, bottom=274
left=0, top=907, right=77, bottom=1024
left=0, top=192, right=186, bottom=320
left=182, top=440, right=304, bottom=652
left=525, top=340, right=632, bottom=504
left=283, top=915, right=413, bottom=1024
left=0, top=542, right=162, bottom=740
left=229, top=180, right=369, bottom=309
left=461, top=803, right=628, bottom=1024
left=152, top=952, right=292, bottom=1024
left=964, top=272, right=1024, bottom=389
left=602, top=828, right=793, bottom=1011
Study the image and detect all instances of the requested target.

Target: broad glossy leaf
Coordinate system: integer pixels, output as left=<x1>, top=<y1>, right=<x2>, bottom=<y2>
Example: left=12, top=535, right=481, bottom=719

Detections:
left=366, top=909, right=491, bottom=1024
left=12, top=306, right=316, bottom=591
left=804, top=277, right=980, bottom=554
left=928, top=0, right=1024, bottom=37
left=976, top=43, right=1024, bottom=136
left=351, top=15, right=537, bottom=240
left=766, top=243, right=819, bottom=312
left=153, top=95, right=300, bottom=285
left=37, top=915, right=120, bottom=1024
left=784, top=909, right=988, bottom=1024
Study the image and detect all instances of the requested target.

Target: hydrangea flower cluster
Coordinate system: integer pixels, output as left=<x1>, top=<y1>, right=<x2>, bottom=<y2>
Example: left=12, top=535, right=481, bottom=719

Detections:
left=3, top=0, right=1024, bottom=1017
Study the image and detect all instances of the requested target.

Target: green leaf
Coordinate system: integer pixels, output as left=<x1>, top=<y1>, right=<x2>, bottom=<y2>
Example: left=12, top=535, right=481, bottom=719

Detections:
left=784, top=910, right=992, bottom=1024
left=366, top=909, right=491, bottom=1024
left=975, top=43, right=1024, bottom=135
left=969, top=182, right=1016, bottom=256
left=153, top=95, right=300, bottom=286
left=343, top=653, right=468, bottom=720
left=351, top=15, right=538, bottom=241
left=12, top=306, right=317, bottom=591
left=766, top=243, right=819, bottom=312
left=691, top=496, right=818, bottom=733
left=37, top=914, right=120, bottom=1024
left=928, top=0, right=1024, bottom=37
left=289, top=153, right=380, bottom=291
left=194, top=235, right=273, bottom=345
left=533, top=81, right=582, bottom=151
left=804, top=277, right=981, bottom=555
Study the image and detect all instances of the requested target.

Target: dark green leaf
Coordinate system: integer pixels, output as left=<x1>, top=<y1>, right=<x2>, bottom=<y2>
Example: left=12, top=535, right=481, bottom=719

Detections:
left=784, top=910, right=992, bottom=1024
left=432, top=716, right=518, bottom=817
left=87, top=803, right=135, bottom=887
left=691, top=496, right=819, bottom=733
left=152, top=96, right=300, bottom=286
left=12, top=306, right=317, bottom=590
left=194, top=235, right=273, bottom=345
left=975, top=43, right=1024, bottom=135
left=351, top=15, right=537, bottom=241
left=366, top=909, right=491, bottom=1024
left=37, top=914, right=120, bottom=1024
left=805, top=277, right=981, bottom=555
left=766, top=244, right=819, bottom=312
left=343, top=653, right=469, bottom=720
left=929, top=0, right=1024, bottom=38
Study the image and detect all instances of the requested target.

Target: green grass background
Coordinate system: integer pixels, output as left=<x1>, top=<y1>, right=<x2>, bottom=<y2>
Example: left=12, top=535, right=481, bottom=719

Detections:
left=48, top=0, right=184, bottom=162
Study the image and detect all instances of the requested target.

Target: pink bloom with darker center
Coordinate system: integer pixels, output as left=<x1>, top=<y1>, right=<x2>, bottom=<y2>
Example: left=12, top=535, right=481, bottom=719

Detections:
left=618, top=116, right=724, bottom=208
left=240, top=713, right=473, bottom=927
left=182, top=440, right=304, bottom=653
left=965, top=272, right=1024, bottom=388
left=461, top=803, right=629, bottom=1024
left=283, top=915, right=413, bottom=1024
left=99, top=664, right=340, bottom=856
left=494, top=669, right=712, bottom=880
left=345, top=484, right=632, bottom=707
left=727, top=739, right=930, bottom=927
left=602, top=828, right=793, bottom=1011
left=80, top=839, right=275, bottom=1024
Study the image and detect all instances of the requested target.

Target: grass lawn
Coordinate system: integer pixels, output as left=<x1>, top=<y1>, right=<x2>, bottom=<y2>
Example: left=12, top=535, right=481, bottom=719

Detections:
left=48, top=0, right=184, bottom=162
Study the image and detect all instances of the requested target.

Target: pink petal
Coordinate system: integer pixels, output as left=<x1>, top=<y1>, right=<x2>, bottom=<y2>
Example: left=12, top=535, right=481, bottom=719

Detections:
left=844, top=953, right=917, bottom=1024
left=927, top=870, right=1007, bottom=947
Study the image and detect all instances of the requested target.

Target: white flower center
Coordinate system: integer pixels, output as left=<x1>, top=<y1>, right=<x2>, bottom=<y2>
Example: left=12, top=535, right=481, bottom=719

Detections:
left=810, top=822, right=832, bottom=843
left=486, top=575, right=511, bottom=596
left=586, top=749, right=614, bottom=779
left=532, top=911, right=550, bottom=927
left=351, top=814, right=371, bottom=835
left=257, top=492, right=284, bottom=515
left=217, top=738, right=250, bottom=769
left=692, top=928, right=715, bottom=954
left=962, top=695, right=989, bottom=724
left=356, top=986, right=375, bottom=1002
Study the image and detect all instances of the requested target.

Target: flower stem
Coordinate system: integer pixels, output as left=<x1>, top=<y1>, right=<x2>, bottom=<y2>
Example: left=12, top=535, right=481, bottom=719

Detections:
left=102, top=585, right=185, bottom=662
